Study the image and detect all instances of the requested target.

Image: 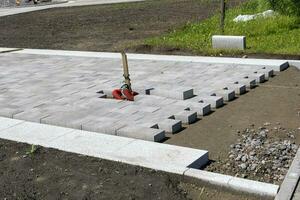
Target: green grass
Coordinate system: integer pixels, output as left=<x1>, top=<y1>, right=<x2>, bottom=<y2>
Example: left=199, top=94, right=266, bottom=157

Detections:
left=144, top=0, right=300, bottom=55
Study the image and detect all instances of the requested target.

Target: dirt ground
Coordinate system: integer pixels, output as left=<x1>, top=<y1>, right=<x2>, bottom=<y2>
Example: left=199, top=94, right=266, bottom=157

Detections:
left=0, top=0, right=246, bottom=52
left=0, top=139, right=260, bottom=200
left=0, top=0, right=300, bottom=199
left=167, top=66, right=300, bottom=179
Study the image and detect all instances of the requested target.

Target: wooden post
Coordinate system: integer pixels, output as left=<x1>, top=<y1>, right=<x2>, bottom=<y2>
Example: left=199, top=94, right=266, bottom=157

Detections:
left=220, top=0, right=226, bottom=34
left=121, top=52, right=131, bottom=90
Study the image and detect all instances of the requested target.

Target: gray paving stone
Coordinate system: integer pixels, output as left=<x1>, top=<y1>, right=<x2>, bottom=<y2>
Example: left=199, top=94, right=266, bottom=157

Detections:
left=193, top=96, right=224, bottom=109
left=174, top=101, right=211, bottom=116
left=0, top=107, right=24, bottom=118
left=0, top=51, right=279, bottom=141
left=13, top=109, right=51, bottom=123
left=157, top=119, right=182, bottom=133
left=82, top=120, right=127, bottom=135
left=245, top=73, right=265, bottom=84
left=150, top=88, right=194, bottom=100
left=174, top=110, right=197, bottom=124
left=116, top=126, right=165, bottom=142
left=226, top=83, right=246, bottom=95
left=235, top=79, right=256, bottom=89
left=213, top=89, right=235, bottom=102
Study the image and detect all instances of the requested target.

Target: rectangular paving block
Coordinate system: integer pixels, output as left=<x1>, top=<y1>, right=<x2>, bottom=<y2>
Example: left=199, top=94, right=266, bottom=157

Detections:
left=226, top=83, right=246, bottom=95
left=197, top=95, right=224, bottom=109
left=0, top=107, right=24, bottom=118
left=245, top=73, right=265, bottom=83
left=174, top=110, right=197, bottom=124
left=235, top=79, right=256, bottom=89
left=82, top=120, right=127, bottom=135
left=134, top=121, right=159, bottom=129
left=213, top=89, right=235, bottom=101
left=13, top=109, right=51, bottom=123
left=150, top=88, right=194, bottom=100
left=40, top=111, right=93, bottom=130
left=212, top=35, right=246, bottom=50
left=255, top=69, right=274, bottom=80
left=116, top=126, right=165, bottom=142
left=174, top=101, right=211, bottom=116
left=157, top=119, right=182, bottom=133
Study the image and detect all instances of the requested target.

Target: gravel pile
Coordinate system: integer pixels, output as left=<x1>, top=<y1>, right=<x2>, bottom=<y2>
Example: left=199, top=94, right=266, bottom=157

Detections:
left=208, top=123, right=299, bottom=184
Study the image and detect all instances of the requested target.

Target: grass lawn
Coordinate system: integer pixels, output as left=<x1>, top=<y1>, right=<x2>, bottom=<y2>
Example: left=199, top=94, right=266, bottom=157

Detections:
left=143, top=0, right=300, bottom=56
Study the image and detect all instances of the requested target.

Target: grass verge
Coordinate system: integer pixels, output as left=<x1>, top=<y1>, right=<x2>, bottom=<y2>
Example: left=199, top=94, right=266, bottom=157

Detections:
left=143, top=0, right=300, bottom=56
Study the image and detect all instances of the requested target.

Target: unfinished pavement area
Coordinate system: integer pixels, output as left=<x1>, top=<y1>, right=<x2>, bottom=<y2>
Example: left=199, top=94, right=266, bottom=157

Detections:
left=0, top=48, right=289, bottom=142
left=0, top=50, right=285, bottom=141
left=0, top=48, right=292, bottom=197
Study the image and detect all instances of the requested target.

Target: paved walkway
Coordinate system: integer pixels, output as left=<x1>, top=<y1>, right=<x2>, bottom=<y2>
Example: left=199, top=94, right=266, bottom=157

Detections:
left=0, top=0, right=144, bottom=17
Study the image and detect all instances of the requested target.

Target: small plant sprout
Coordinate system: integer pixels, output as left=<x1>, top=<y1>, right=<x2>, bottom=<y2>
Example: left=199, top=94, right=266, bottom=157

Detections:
left=26, top=144, right=39, bottom=156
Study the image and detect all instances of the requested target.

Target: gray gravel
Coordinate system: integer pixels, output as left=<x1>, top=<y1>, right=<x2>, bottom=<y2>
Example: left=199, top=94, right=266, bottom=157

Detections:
left=207, top=123, right=299, bottom=184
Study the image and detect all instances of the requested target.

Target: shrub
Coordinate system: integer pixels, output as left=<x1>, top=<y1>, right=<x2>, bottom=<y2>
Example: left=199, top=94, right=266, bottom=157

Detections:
left=266, top=0, right=300, bottom=16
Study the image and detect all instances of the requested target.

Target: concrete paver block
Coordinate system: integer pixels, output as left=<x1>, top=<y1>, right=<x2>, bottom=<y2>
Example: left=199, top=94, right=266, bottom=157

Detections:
left=116, top=126, right=165, bottom=142
left=197, top=96, right=224, bottom=109
left=235, top=79, right=256, bottom=89
left=226, top=83, right=246, bottom=95
left=245, top=73, right=265, bottom=83
left=82, top=120, right=127, bottom=135
left=174, top=101, right=211, bottom=116
left=214, top=89, right=235, bottom=101
left=150, top=88, right=194, bottom=100
left=174, top=111, right=197, bottom=124
left=157, top=119, right=182, bottom=133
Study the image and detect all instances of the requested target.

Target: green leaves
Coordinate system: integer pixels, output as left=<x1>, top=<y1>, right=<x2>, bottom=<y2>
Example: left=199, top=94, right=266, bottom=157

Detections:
left=144, top=0, right=300, bottom=55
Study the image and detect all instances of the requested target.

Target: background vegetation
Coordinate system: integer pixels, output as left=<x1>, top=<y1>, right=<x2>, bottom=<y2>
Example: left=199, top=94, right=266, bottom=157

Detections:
left=143, top=0, right=300, bottom=55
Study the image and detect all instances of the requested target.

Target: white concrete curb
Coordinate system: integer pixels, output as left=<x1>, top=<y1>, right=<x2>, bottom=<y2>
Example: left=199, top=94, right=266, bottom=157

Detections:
left=288, top=60, right=300, bottom=70
left=10, top=48, right=289, bottom=71
left=0, top=117, right=208, bottom=174
left=184, top=169, right=279, bottom=197
left=275, top=148, right=300, bottom=200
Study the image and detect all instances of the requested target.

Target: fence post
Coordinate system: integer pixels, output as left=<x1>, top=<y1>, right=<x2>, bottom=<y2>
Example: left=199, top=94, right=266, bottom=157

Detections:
left=220, top=0, right=226, bottom=34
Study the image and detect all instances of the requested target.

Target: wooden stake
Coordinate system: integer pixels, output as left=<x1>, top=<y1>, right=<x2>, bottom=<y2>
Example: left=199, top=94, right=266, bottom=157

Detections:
left=220, top=0, right=226, bottom=34
left=121, top=52, right=131, bottom=90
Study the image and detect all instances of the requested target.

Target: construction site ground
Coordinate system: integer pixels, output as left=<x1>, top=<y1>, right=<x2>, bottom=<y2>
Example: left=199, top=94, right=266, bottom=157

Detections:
left=0, top=0, right=300, bottom=199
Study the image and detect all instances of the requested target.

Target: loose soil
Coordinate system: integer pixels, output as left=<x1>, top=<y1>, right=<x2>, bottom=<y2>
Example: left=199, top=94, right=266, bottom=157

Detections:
left=0, top=0, right=246, bottom=52
left=1, top=0, right=300, bottom=199
left=0, top=139, right=259, bottom=200
left=167, top=66, right=300, bottom=182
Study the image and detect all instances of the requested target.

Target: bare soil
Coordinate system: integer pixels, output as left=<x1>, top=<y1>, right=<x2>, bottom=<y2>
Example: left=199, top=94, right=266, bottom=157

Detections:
left=0, top=0, right=246, bottom=52
left=0, top=139, right=259, bottom=200
left=167, top=67, right=300, bottom=182
left=0, top=0, right=300, bottom=199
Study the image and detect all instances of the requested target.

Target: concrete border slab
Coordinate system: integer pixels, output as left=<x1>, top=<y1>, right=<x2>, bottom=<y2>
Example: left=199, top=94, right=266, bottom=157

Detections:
left=10, top=49, right=289, bottom=71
